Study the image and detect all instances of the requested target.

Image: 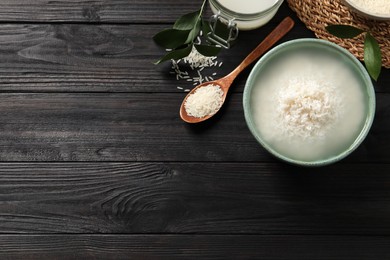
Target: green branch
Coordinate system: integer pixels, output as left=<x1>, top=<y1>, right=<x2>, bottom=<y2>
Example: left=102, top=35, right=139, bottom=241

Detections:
left=153, top=0, right=221, bottom=64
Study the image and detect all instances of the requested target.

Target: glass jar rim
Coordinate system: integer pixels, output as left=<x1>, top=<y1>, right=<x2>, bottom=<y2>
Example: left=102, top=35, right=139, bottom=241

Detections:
left=210, top=0, right=283, bottom=20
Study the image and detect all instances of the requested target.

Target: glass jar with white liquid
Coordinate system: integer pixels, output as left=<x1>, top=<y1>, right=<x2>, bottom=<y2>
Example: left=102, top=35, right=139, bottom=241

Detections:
left=208, top=0, right=284, bottom=48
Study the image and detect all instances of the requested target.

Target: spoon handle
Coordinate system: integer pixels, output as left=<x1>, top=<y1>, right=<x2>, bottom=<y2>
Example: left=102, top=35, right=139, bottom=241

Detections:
left=229, top=16, right=295, bottom=78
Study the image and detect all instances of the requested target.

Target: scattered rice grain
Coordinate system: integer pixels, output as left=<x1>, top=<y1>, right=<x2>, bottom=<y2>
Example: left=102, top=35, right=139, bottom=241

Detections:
left=168, top=44, right=223, bottom=92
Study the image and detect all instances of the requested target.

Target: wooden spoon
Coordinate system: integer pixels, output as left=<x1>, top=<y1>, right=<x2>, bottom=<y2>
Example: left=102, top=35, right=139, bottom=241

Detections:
left=180, top=16, right=295, bottom=123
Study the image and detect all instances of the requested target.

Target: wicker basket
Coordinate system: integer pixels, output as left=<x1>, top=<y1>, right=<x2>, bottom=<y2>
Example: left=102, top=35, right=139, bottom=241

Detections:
left=287, top=0, right=390, bottom=68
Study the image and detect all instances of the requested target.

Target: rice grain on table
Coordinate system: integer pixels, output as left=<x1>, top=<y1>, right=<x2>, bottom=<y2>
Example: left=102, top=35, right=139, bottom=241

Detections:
left=171, top=45, right=222, bottom=92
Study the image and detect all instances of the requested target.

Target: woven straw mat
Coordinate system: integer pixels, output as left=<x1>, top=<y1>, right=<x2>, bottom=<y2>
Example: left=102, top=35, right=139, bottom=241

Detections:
left=287, top=0, right=390, bottom=69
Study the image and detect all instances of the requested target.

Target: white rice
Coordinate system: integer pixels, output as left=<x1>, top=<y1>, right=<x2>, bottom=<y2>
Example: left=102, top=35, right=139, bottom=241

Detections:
left=184, top=84, right=224, bottom=118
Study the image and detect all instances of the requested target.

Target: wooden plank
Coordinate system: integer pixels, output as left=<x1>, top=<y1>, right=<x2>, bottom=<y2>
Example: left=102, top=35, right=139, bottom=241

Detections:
left=0, top=93, right=389, bottom=162
left=0, top=18, right=330, bottom=93
left=0, top=0, right=311, bottom=27
left=0, top=22, right=269, bottom=92
left=0, top=234, right=388, bottom=259
left=0, top=23, right=167, bottom=93
left=0, top=93, right=255, bottom=161
left=0, top=162, right=389, bottom=234
left=0, top=11, right=386, bottom=93
left=0, top=0, right=204, bottom=23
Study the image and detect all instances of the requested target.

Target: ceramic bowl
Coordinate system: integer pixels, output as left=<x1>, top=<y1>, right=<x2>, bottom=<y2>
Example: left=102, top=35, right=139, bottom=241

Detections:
left=344, top=0, right=390, bottom=20
left=243, top=39, right=376, bottom=166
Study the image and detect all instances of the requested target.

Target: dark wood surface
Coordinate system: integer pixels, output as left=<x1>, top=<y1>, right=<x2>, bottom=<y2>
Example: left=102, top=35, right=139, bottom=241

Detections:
left=0, top=0, right=389, bottom=259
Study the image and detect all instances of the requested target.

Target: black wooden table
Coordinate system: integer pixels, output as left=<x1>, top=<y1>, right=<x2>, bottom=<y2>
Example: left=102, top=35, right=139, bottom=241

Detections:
left=0, top=0, right=389, bottom=259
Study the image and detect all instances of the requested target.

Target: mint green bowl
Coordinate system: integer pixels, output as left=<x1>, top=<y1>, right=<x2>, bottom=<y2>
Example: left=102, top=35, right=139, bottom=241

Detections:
left=243, top=39, right=376, bottom=166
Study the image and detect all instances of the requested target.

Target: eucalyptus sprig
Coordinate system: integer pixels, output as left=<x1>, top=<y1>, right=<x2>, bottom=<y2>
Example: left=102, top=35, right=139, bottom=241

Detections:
left=326, top=24, right=382, bottom=81
left=153, top=0, right=221, bottom=64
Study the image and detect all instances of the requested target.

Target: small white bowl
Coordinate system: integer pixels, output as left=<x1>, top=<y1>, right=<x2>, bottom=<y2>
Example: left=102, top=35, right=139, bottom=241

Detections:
left=344, top=0, right=390, bottom=20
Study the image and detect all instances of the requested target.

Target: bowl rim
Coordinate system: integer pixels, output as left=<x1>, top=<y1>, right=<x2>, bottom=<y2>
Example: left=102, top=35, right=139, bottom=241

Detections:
left=243, top=38, right=376, bottom=167
left=344, top=0, right=390, bottom=20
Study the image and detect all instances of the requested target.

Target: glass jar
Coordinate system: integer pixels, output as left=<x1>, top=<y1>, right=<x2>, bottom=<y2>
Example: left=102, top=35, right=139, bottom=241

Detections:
left=208, top=0, right=284, bottom=48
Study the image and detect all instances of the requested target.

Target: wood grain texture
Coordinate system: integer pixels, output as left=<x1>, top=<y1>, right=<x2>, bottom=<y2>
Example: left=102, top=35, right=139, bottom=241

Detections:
left=0, top=0, right=388, bottom=257
left=0, top=93, right=389, bottom=162
left=0, top=20, right=313, bottom=93
left=0, top=162, right=389, bottom=234
left=0, top=0, right=203, bottom=23
left=0, top=234, right=388, bottom=259
left=0, top=23, right=160, bottom=93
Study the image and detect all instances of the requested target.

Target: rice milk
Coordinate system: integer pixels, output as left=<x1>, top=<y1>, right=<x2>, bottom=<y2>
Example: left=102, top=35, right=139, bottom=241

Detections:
left=216, top=0, right=279, bottom=14
left=209, top=0, right=283, bottom=30
left=250, top=47, right=368, bottom=162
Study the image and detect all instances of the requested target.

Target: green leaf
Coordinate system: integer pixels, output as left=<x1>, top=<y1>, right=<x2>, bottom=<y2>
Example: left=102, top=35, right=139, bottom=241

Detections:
left=326, top=25, right=364, bottom=39
left=364, top=32, right=382, bottom=81
left=154, top=44, right=193, bottom=64
left=185, top=19, right=202, bottom=44
left=173, top=10, right=200, bottom=30
left=194, top=44, right=221, bottom=57
left=153, top=28, right=191, bottom=49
